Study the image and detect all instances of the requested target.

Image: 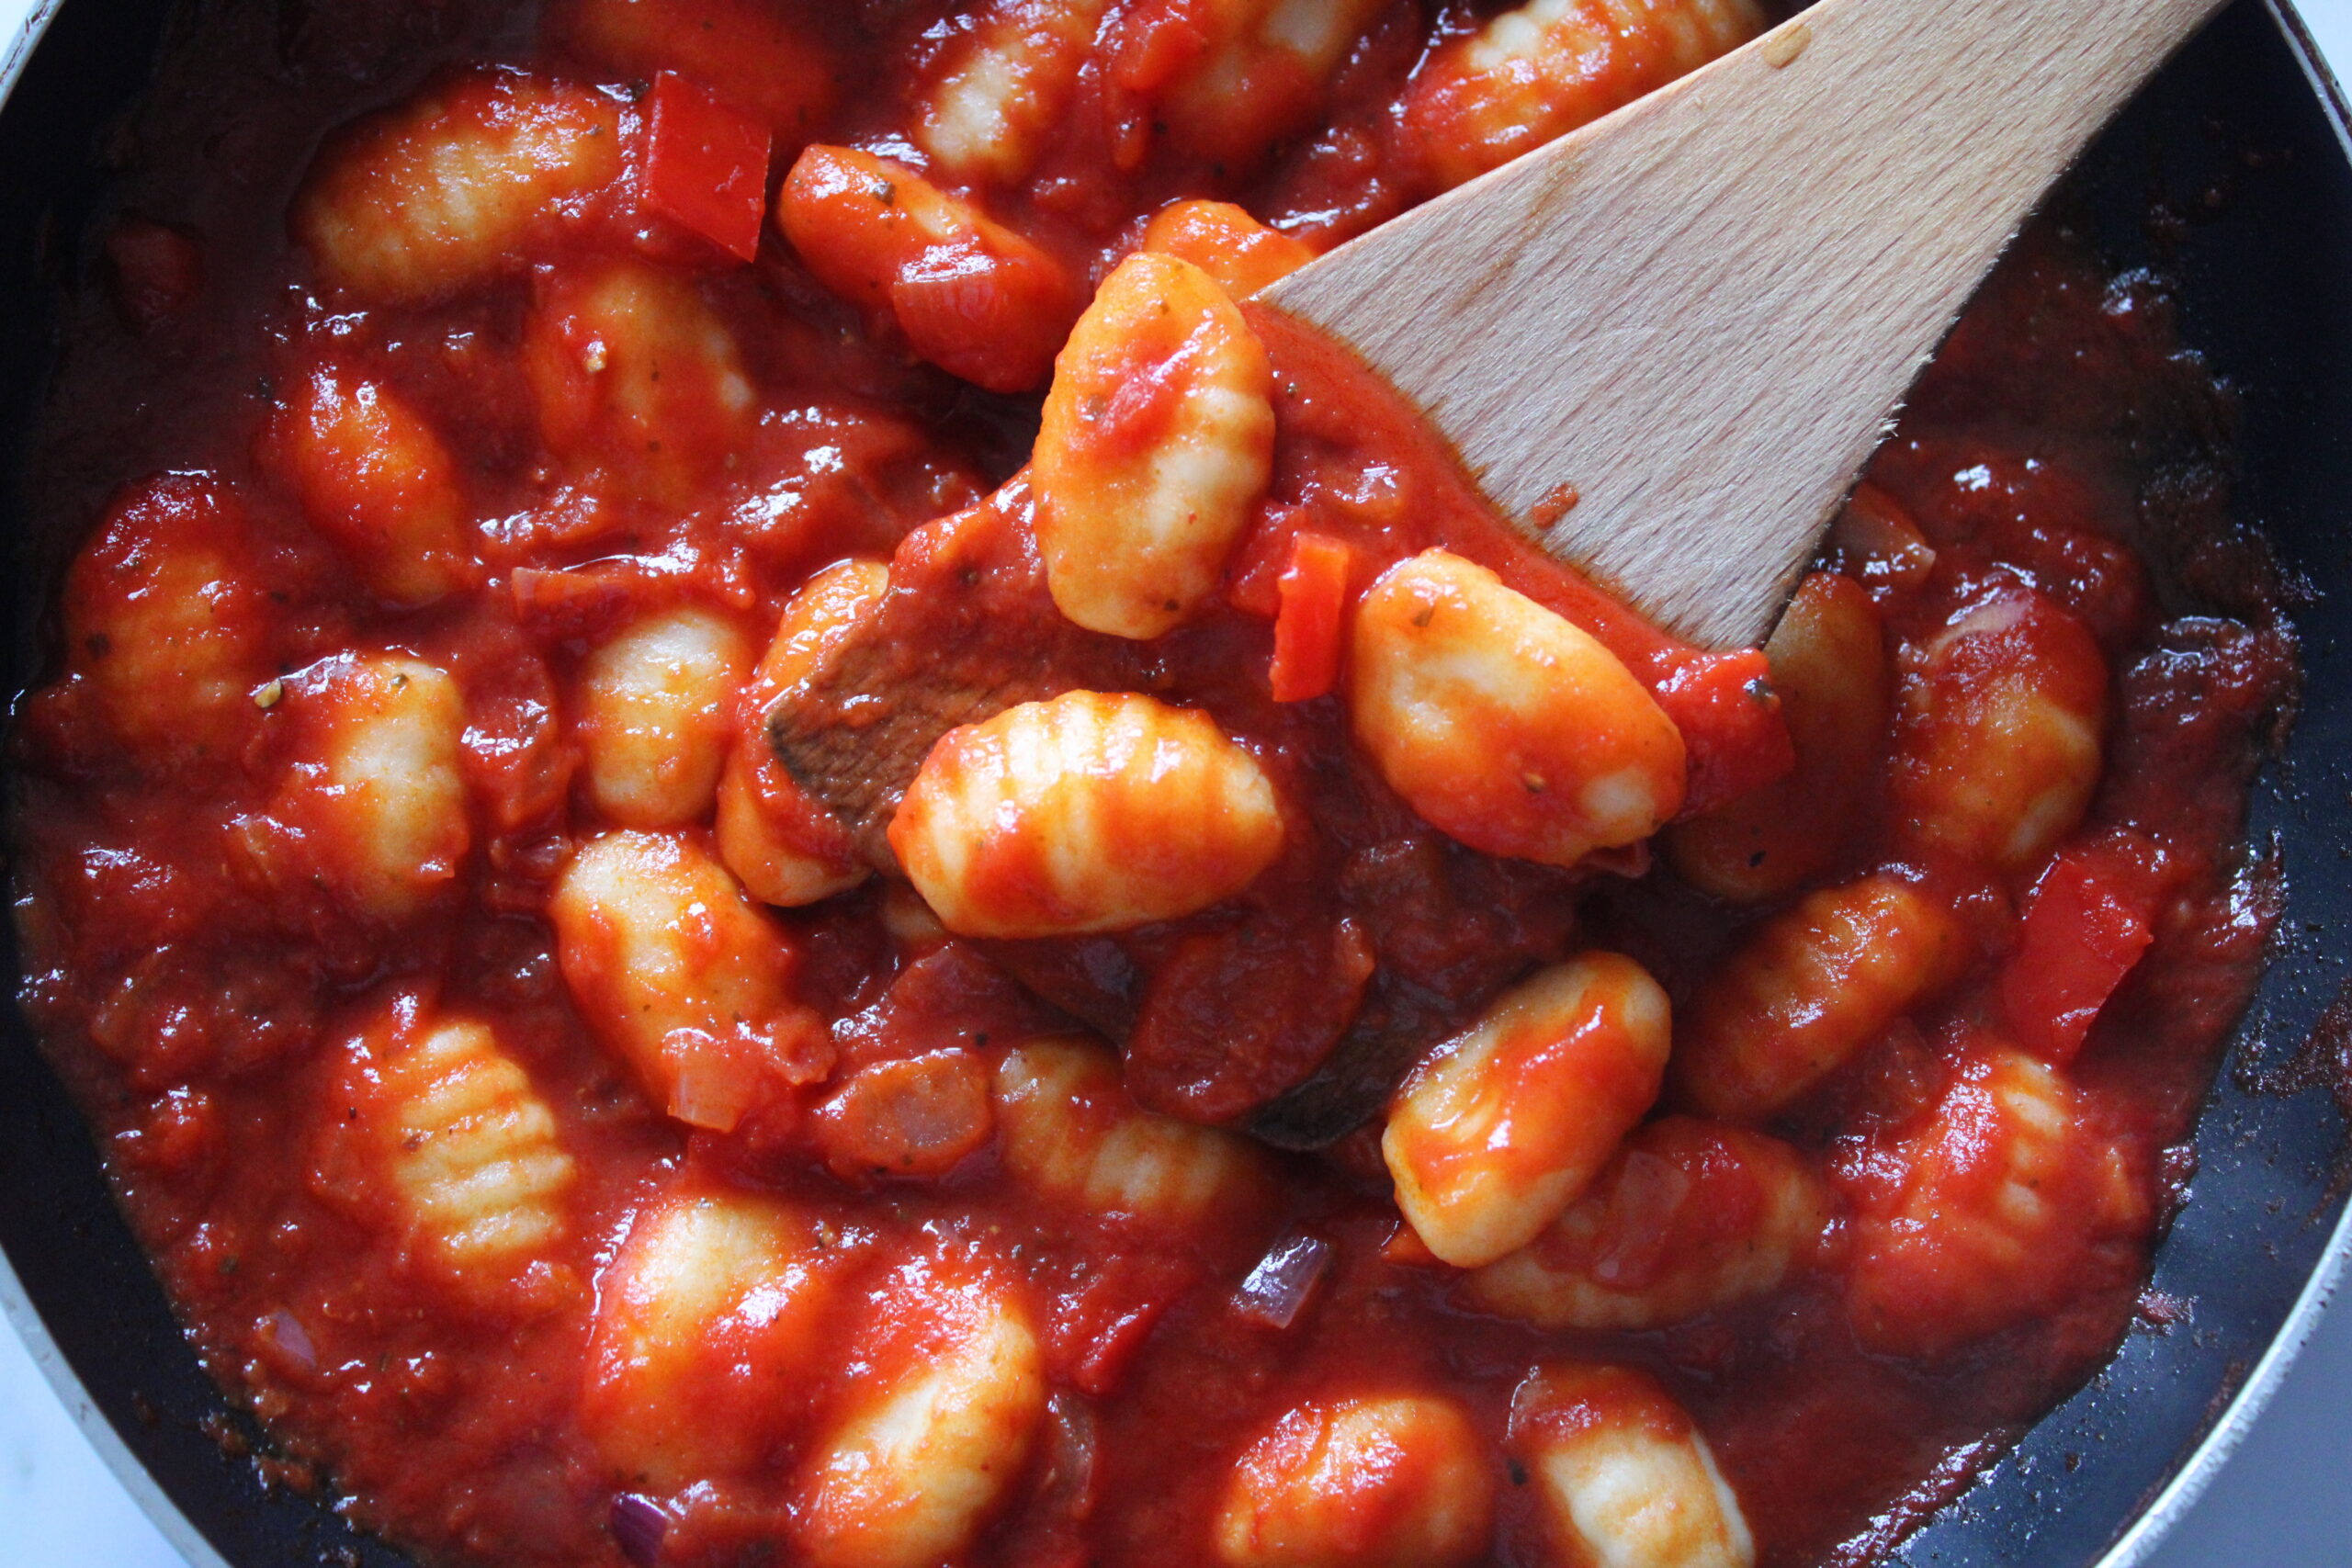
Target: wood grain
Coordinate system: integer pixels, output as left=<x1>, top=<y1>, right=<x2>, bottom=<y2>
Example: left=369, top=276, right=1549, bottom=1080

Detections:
left=1260, top=0, right=2231, bottom=649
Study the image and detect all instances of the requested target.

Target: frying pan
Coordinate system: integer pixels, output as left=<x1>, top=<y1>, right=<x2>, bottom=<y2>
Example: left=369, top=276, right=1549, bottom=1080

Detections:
left=1, top=3, right=2348, bottom=1565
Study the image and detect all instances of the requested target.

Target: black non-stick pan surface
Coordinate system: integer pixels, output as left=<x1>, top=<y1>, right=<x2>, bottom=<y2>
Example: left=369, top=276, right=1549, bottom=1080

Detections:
left=2, top=3, right=2349, bottom=1565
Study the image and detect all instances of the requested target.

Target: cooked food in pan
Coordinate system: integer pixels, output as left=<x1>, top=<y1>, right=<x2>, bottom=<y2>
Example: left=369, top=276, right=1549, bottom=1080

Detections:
left=8, top=2, right=2295, bottom=1565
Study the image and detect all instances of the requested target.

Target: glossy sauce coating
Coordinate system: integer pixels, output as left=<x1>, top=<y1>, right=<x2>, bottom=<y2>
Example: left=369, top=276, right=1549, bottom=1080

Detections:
left=7, top=4, right=2295, bottom=1568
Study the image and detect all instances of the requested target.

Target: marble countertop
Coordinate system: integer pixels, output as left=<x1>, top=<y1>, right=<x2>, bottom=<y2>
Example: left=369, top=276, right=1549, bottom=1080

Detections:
left=5, top=0, right=2350, bottom=1562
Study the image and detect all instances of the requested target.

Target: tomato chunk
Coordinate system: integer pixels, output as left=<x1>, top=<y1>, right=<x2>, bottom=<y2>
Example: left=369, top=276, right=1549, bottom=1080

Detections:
left=1269, top=531, right=1351, bottom=702
left=2002, top=840, right=2158, bottom=1064
left=644, top=72, right=772, bottom=263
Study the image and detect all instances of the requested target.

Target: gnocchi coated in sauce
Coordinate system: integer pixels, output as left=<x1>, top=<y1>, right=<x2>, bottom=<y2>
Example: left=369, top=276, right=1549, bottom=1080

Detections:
left=7, top=2, right=2295, bottom=1567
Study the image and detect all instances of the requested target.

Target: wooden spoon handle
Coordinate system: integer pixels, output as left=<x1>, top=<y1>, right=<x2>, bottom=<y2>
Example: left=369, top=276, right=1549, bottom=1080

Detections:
left=1260, top=0, right=2231, bottom=649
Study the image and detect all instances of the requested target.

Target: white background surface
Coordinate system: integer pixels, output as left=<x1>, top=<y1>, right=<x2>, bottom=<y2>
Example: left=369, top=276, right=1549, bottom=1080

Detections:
left=6, top=1, right=2352, bottom=1564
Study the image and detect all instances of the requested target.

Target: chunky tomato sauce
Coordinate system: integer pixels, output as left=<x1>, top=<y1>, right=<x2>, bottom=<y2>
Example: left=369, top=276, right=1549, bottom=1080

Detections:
left=6, top=3, right=2298, bottom=1567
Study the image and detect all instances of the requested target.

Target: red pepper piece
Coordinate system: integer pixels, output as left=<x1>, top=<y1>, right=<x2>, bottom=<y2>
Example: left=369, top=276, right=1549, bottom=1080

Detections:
left=1269, top=530, right=1352, bottom=702
left=644, top=72, right=772, bottom=263
left=2003, top=843, right=2158, bottom=1064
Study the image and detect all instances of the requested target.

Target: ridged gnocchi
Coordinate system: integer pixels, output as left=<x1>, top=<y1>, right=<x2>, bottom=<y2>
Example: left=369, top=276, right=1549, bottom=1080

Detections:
left=324, top=1005, right=576, bottom=1309
left=547, top=829, right=823, bottom=1131
left=889, top=691, right=1285, bottom=939
left=1845, top=1045, right=2149, bottom=1358
left=1142, top=198, right=1317, bottom=299
left=1399, top=0, right=1765, bottom=190
left=1463, top=1117, right=1832, bottom=1330
left=561, top=0, right=837, bottom=134
left=792, top=1257, right=1046, bottom=1568
left=1666, top=572, right=1889, bottom=903
left=1213, top=1393, right=1494, bottom=1568
left=993, top=1035, right=1271, bottom=1231
left=1033, top=252, right=1275, bottom=638
left=1159, top=0, right=1391, bottom=168
left=581, top=1186, right=846, bottom=1489
left=292, top=71, right=623, bottom=305
left=521, top=258, right=757, bottom=503
left=1385, top=953, right=1671, bottom=1268
left=715, top=559, right=887, bottom=906
left=1350, top=549, right=1686, bottom=868
left=258, top=366, right=471, bottom=606
left=777, top=145, right=1083, bottom=392
left=1891, top=591, right=2109, bottom=873
left=574, top=604, right=754, bottom=829
left=273, top=653, right=473, bottom=921
left=62, top=473, right=266, bottom=769
left=1508, top=1362, right=1755, bottom=1568
left=915, top=0, right=1110, bottom=185
left=1672, top=872, right=1966, bottom=1122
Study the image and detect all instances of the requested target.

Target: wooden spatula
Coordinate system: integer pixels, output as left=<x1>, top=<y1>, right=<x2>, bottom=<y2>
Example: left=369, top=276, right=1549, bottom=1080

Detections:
left=1258, top=0, right=2230, bottom=651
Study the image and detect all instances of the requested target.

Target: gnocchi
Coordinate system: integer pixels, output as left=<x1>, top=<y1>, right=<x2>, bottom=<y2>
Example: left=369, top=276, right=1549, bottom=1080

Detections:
left=258, top=367, right=471, bottom=606
left=1384, top=953, right=1671, bottom=1268
left=1508, top=1361, right=1756, bottom=1568
left=1350, top=548, right=1686, bottom=868
left=792, top=1257, right=1047, bottom=1568
left=915, top=0, right=1112, bottom=185
left=1891, top=591, right=2109, bottom=874
left=520, top=258, right=758, bottom=504
left=546, top=829, right=826, bottom=1131
left=1033, top=252, right=1276, bottom=638
left=561, top=0, right=838, bottom=134
left=1463, top=1117, right=1832, bottom=1330
left=1142, top=198, right=1317, bottom=299
left=581, top=1185, right=845, bottom=1488
left=1672, top=872, right=1966, bottom=1122
left=1213, top=1393, right=1494, bottom=1568
left=1666, top=572, right=1890, bottom=903
left=714, top=559, right=886, bottom=906
left=292, top=71, right=623, bottom=305
left=1845, top=1044, right=2149, bottom=1358
left=889, top=691, right=1286, bottom=939
left=574, top=604, right=755, bottom=829
left=777, top=145, right=1084, bottom=392
left=993, top=1034, right=1271, bottom=1231
left=322, top=1004, right=576, bottom=1308
left=1399, top=0, right=1766, bottom=190
left=272, top=653, right=473, bottom=921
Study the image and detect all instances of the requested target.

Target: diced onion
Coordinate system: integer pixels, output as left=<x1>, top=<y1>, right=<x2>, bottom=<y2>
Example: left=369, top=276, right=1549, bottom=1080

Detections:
left=1231, top=1231, right=1333, bottom=1330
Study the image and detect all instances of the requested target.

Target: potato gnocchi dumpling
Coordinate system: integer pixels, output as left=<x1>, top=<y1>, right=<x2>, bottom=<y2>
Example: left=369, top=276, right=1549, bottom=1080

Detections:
left=272, top=653, right=473, bottom=921
left=1351, top=549, right=1687, bottom=868
left=560, top=0, right=838, bottom=134
left=792, top=1256, right=1047, bottom=1568
left=1385, top=953, right=1671, bottom=1268
left=914, top=0, right=1111, bottom=185
left=581, top=1186, right=847, bottom=1489
left=322, top=1006, right=577, bottom=1309
left=993, top=1034, right=1271, bottom=1231
left=258, top=367, right=473, bottom=607
left=574, top=604, right=755, bottom=829
left=292, top=71, right=623, bottom=305
left=61, top=473, right=268, bottom=770
left=1142, top=198, right=1317, bottom=298
left=1666, top=572, right=1890, bottom=903
left=1400, top=0, right=1766, bottom=190
left=1891, top=591, right=2109, bottom=873
left=547, top=829, right=822, bottom=1131
left=1159, top=0, right=1391, bottom=168
left=1845, top=1045, right=2150, bottom=1358
left=1509, top=1362, right=1756, bottom=1568
left=1034, top=252, right=1276, bottom=639
left=1214, top=1393, right=1494, bottom=1568
left=1464, top=1117, right=1833, bottom=1330
left=1673, top=872, right=1966, bottom=1122
left=890, top=691, right=1285, bottom=939
left=715, top=559, right=887, bottom=906
left=776, top=144, right=1083, bottom=392
left=521, top=258, right=758, bottom=503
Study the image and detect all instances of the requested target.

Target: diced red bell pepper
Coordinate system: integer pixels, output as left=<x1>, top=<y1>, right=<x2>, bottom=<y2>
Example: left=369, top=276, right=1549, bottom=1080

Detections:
left=644, top=72, right=772, bottom=263
left=1269, top=531, right=1352, bottom=702
left=1652, top=648, right=1794, bottom=817
left=2003, top=843, right=2159, bottom=1064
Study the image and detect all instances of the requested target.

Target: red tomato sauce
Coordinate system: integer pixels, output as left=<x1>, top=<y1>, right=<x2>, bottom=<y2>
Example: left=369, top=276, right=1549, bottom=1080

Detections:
left=5, top=4, right=2299, bottom=1568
